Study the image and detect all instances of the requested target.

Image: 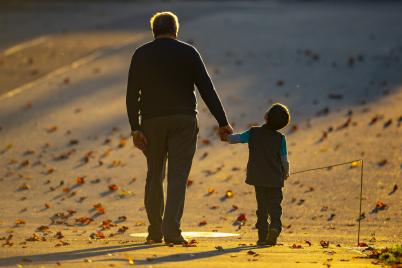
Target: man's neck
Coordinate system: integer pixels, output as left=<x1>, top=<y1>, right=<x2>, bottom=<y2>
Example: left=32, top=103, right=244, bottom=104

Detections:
left=155, top=34, right=176, bottom=40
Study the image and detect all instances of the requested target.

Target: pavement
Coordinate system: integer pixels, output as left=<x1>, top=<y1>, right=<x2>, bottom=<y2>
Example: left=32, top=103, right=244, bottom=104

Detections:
left=0, top=1, right=401, bottom=267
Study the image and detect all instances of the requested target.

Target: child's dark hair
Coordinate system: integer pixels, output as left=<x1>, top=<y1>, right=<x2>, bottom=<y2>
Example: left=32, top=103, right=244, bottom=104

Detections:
left=265, top=103, right=290, bottom=130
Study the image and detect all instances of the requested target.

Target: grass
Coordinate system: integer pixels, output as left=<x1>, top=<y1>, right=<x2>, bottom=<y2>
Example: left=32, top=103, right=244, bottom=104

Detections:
left=367, top=245, right=401, bottom=266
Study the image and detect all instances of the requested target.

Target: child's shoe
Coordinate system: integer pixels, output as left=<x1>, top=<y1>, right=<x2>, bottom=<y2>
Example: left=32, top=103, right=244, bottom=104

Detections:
left=266, top=228, right=280, bottom=246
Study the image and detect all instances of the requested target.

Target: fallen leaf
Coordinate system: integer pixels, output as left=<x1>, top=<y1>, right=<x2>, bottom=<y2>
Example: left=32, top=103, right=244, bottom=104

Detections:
left=15, top=219, right=26, bottom=225
left=117, top=226, right=129, bottom=234
left=54, top=231, right=64, bottom=239
left=247, top=250, right=257, bottom=255
left=290, top=244, right=302, bottom=249
left=377, top=159, right=387, bottom=167
left=127, top=256, right=134, bottom=265
left=76, top=176, right=85, bottom=185
left=369, top=115, right=383, bottom=126
left=350, top=161, right=361, bottom=168
left=328, top=94, right=343, bottom=100
left=305, top=240, right=312, bottom=246
left=215, top=245, right=224, bottom=251
left=90, top=231, right=105, bottom=239
left=199, top=220, right=207, bottom=226
left=388, top=184, right=398, bottom=195
left=69, top=139, right=79, bottom=145
left=201, top=139, right=211, bottom=145
left=36, top=225, right=50, bottom=233
left=117, top=216, right=127, bottom=222
left=225, top=190, right=234, bottom=198
left=236, top=214, right=247, bottom=223
left=187, top=180, right=194, bottom=187
left=75, top=217, right=93, bottom=225
left=320, top=240, right=330, bottom=248
left=183, top=239, right=198, bottom=247
left=62, top=187, right=70, bottom=193
left=383, top=119, right=392, bottom=128
left=336, top=117, right=352, bottom=130
left=108, top=184, right=118, bottom=191
left=207, top=187, right=215, bottom=195
left=358, top=242, right=368, bottom=247
left=26, top=233, right=44, bottom=242
left=55, top=240, right=69, bottom=247
left=46, top=125, right=58, bottom=133
left=316, top=107, right=330, bottom=117
left=94, top=203, right=105, bottom=214
left=118, top=137, right=127, bottom=148
left=327, top=213, right=336, bottom=221
left=371, top=201, right=388, bottom=213
left=18, top=183, right=30, bottom=191
left=100, top=220, right=114, bottom=230
left=276, top=80, right=284, bottom=86
left=200, top=152, right=208, bottom=160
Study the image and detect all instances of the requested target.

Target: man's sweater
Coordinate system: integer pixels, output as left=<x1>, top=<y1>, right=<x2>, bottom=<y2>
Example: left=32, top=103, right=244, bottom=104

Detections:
left=126, top=37, right=228, bottom=131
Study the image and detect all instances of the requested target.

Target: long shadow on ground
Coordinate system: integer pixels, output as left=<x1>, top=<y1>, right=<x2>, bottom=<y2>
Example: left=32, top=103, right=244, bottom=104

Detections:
left=0, top=242, right=163, bottom=266
left=133, top=245, right=259, bottom=266
left=0, top=243, right=259, bottom=266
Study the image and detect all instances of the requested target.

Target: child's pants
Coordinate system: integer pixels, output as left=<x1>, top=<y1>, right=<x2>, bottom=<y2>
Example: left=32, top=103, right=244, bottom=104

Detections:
left=254, top=186, right=283, bottom=235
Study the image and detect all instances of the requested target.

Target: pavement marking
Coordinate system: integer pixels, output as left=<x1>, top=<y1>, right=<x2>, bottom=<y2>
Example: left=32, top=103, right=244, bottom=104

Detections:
left=0, top=34, right=146, bottom=101
left=2, top=36, right=48, bottom=57
left=130, top=232, right=240, bottom=238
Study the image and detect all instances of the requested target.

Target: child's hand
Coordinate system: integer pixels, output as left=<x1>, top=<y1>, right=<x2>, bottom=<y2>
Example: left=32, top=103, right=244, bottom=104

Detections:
left=218, top=124, right=233, bottom=141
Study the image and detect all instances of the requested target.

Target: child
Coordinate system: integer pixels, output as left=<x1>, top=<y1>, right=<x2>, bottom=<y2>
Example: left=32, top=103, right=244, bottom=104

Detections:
left=226, top=103, right=290, bottom=246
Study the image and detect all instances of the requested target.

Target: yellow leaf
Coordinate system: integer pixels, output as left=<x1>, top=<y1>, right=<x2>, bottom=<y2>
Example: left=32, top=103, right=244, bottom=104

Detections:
left=127, top=256, right=134, bottom=265
left=351, top=161, right=361, bottom=168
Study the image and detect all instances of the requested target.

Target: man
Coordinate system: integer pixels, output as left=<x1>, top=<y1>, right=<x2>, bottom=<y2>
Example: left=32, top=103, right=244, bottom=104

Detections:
left=126, top=11, right=233, bottom=244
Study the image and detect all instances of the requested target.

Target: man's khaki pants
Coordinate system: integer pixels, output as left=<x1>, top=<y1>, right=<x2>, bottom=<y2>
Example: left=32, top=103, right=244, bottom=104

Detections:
left=142, top=115, right=198, bottom=238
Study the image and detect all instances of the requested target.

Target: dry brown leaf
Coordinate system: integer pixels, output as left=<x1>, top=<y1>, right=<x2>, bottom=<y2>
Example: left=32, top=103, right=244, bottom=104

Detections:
left=108, top=184, right=118, bottom=191
left=94, top=203, right=105, bottom=214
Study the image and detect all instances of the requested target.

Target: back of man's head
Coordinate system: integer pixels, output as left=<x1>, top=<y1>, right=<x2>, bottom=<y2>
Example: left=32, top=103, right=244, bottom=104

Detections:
left=150, top=11, right=179, bottom=38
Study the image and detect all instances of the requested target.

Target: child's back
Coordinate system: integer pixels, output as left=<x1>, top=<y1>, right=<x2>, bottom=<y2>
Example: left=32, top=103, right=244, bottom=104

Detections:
left=246, top=125, right=286, bottom=188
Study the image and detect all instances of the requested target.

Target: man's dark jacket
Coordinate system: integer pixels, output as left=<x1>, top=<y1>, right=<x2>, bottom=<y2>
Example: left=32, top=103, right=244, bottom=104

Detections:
left=126, top=38, right=228, bottom=131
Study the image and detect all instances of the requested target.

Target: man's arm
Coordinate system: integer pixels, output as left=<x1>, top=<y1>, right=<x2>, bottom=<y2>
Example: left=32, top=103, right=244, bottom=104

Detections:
left=126, top=51, right=147, bottom=151
left=193, top=49, right=229, bottom=128
left=126, top=52, right=141, bottom=132
left=280, top=136, right=290, bottom=179
left=227, top=130, right=250, bottom=144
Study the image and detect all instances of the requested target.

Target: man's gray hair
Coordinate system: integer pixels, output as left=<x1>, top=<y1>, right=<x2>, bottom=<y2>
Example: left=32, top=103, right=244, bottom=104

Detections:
left=150, top=11, right=179, bottom=37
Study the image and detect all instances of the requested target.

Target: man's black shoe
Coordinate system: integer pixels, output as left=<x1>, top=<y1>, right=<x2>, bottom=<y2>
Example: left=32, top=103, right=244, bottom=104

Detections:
left=266, top=228, right=280, bottom=246
left=164, top=235, right=188, bottom=245
left=145, top=234, right=163, bottom=244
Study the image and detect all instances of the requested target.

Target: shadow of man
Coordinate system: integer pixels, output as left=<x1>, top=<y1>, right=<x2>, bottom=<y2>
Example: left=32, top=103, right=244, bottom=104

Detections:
left=133, top=244, right=260, bottom=265
left=0, top=242, right=164, bottom=266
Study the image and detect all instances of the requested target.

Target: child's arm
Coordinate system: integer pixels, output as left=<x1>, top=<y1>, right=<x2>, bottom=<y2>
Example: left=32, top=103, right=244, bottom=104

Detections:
left=280, top=136, right=290, bottom=179
left=226, top=129, right=250, bottom=144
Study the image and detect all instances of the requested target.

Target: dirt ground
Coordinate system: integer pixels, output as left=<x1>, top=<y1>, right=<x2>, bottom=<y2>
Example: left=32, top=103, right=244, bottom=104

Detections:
left=0, top=1, right=401, bottom=267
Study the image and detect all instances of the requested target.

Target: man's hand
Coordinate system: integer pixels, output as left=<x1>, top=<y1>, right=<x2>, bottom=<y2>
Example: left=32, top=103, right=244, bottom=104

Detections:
left=218, top=124, right=233, bottom=141
left=132, top=130, right=148, bottom=152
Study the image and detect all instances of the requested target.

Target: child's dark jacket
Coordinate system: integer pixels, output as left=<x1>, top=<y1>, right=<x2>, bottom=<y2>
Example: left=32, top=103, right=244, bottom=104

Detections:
left=246, top=124, right=285, bottom=188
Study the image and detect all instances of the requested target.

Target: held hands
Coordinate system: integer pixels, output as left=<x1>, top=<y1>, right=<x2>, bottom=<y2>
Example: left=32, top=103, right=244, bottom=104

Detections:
left=132, top=130, right=147, bottom=152
left=218, top=124, right=234, bottom=141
